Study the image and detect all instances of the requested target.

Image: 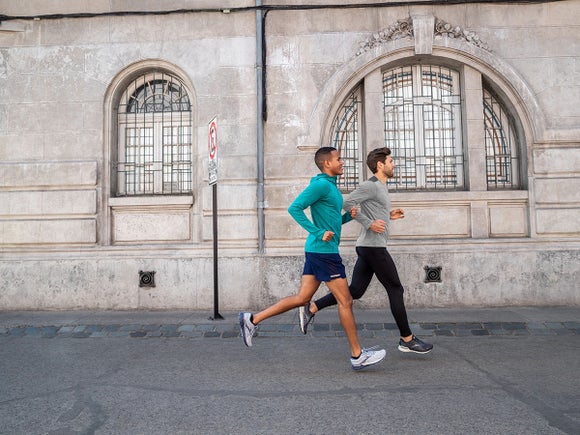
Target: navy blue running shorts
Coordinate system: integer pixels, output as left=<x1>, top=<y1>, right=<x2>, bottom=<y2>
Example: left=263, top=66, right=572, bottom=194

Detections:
left=303, top=252, right=346, bottom=282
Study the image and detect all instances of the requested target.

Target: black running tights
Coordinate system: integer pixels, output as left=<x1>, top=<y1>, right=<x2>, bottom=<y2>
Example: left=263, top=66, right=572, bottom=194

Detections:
left=314, top=246, right=412, bottom=337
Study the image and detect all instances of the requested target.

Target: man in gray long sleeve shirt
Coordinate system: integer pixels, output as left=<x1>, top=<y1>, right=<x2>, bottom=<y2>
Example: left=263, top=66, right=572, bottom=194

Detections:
left=299, top=147, right=433, bottom=354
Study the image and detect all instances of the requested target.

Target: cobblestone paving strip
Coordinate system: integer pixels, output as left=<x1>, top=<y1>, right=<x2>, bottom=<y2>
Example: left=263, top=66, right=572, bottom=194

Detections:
left=0, top=322, right=577, bottom=339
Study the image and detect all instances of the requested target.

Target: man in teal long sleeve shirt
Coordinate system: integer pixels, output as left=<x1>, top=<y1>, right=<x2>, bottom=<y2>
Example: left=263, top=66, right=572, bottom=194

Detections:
left=239, top=147, right=386, bottom=370
left=287, top=171, right=353, bottom=254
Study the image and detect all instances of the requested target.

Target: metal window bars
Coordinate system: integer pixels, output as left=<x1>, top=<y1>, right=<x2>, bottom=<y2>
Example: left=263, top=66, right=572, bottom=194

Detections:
left=330, top=88, right=363, bottom=192
left=383, top=65, right=464, bottom=191
left=483, top=88, right=519, bottom=189
left=115, top=72, right=192, bottom=196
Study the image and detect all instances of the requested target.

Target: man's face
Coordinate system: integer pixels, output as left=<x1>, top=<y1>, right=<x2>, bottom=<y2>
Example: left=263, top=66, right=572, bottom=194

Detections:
left=327, top=150, right=344, bottom=176
left=381, top=155, right=395, bottom=178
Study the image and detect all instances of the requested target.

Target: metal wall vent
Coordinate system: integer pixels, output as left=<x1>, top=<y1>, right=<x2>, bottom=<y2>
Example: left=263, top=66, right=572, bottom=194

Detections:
left=424, top=266, right=442, bottom=283
left=139, top=271, right=156, bottom=287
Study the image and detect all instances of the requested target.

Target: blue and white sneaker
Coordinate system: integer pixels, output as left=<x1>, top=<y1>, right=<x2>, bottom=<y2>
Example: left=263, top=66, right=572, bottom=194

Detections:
left=239, top=312, right=257, bottom=347
left=350, top=346, right=386, bottom=370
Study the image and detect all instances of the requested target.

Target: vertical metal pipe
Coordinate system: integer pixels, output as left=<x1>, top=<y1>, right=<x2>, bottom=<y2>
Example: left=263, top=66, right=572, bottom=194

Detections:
left=256, top=0, right=265, bottom=254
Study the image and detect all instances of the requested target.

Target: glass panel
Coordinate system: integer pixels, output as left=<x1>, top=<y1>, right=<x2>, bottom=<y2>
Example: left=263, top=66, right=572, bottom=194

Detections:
left=384, top=66, right=416, bottom=189
left=124, top=127, right=154, bottom=195
left=116, top=72, right=193, bottom=196
left=484, top=88, right=519, bottom=189
left=125, top=79, right=191, bottom=113
left=384, top=65, right=463, bottom=191
left=330, top=88, right=362, bottom=191
left=163, top=126, right=193, bottom=193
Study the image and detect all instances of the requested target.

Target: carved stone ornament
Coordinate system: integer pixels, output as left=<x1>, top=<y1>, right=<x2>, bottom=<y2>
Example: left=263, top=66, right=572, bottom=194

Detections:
left=434, top=18, right=489, bottom=51
left=356, top=18, right=414, bottom=56
left=356, top=16, right=489, bottom=56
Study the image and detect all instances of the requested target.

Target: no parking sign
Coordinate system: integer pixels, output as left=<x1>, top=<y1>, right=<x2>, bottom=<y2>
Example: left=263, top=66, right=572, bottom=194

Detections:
left=208, top=117, right=218, bottom=185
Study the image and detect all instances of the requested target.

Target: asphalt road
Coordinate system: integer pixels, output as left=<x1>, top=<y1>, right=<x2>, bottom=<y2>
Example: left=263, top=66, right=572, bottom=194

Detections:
left=1, top=322, right=579, bottom=435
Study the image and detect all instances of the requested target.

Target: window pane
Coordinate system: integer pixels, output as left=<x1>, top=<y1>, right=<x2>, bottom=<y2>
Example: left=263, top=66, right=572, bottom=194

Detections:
left=163, top=126, right=192, bottom=194
left=484, top=88, right=519, bottom=189
left=330, top=88, right=362, bottom=191
left=125, top=79, right=191, bottom=114
left=384, top=65, right=464, bottom=191
left=116, top=72, right=193, bottom=196
left=124, top=127, right=154, bottom=195
left=384, top=66, right=416, bottom=189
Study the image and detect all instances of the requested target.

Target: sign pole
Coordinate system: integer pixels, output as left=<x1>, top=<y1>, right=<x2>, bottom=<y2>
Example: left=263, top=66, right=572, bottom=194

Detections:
left=211, top=182, right=223, bottom=320
left=208, top=117, right=223, bottom=320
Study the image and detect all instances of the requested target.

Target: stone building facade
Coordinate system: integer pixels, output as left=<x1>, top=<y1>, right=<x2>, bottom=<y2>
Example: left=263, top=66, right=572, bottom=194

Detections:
left=0, top=0, right=578, bottom=310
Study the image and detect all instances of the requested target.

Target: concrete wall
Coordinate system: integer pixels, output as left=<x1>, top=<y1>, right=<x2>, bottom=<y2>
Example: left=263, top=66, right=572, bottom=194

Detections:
left=0, top=1, right=578, bottom=310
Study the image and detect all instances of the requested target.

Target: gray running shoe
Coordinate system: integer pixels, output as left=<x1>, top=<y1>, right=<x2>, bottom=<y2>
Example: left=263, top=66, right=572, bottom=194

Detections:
left=398, top=335, right=433, bottom=354
left=239, top=312, right=257, bottom=347
left=350, top=346, right=386, bottom=370
left=298, top=303, right=315, bottom=334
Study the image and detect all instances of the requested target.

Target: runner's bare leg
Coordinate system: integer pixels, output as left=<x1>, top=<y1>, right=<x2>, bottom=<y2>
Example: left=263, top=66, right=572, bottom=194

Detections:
left=252, top=275, right=320, bottom=325
left=326, top=277, right=361, bottom=357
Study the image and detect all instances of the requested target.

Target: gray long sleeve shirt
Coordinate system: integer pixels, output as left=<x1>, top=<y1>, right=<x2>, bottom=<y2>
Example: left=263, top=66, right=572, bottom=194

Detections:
left=342, top=176, right=390, bottom=247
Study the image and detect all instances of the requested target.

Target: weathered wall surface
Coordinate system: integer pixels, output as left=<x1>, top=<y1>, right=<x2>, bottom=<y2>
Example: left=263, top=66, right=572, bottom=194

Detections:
left=0, top=1, right=578, bottom=310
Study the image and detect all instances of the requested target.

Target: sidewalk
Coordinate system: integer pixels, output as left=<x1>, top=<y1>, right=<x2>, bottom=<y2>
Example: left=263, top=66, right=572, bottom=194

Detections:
left=1, top=305, right=578, bottom=339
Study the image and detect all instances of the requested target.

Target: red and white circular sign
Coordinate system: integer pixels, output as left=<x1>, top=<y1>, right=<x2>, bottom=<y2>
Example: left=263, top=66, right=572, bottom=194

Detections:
left=208, top=119, right=217, bottom=160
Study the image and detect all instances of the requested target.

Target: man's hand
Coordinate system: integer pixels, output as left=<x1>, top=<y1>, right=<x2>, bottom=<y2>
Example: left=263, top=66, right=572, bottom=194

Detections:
left=369, top=220, right=386, bottom=233
left=390, top=208, right=405, bottom=220
left=350, top=207, right=358, bottom=219
left=322, top=231, right=335, bottom=242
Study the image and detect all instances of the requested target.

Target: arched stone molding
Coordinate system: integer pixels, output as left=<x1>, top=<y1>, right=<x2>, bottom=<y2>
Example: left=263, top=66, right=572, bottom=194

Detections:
left=100, top=59, right=197, bottom=245
left=298, top=17, right=546, bottom=152
left=104, top=58, right=197, bottom=127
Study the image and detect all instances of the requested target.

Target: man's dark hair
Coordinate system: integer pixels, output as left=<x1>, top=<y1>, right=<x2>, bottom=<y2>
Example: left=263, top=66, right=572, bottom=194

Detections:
left=315, top=147, right=337, bottom=170
left=366, top=147, right=391, bottom=173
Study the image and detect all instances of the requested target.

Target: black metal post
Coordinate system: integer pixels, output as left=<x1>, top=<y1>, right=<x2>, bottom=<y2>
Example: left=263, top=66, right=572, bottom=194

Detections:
left=210, top=183, right=224, bottom=320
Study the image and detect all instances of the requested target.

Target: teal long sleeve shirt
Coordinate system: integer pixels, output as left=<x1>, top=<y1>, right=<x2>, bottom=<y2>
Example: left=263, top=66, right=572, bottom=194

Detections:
left=288, top=173, right=352, bottom=254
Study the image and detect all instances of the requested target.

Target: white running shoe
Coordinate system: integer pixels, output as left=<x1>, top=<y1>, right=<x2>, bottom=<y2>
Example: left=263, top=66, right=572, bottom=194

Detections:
left=298, top=303, right=315, bottom=334
left=350, top=347, right=386, bottom=370
left=239, top=312, right=257, bottom=347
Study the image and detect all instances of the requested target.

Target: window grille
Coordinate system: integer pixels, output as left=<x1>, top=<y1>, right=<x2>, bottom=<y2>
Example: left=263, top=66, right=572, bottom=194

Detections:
left=330, top=87, right=363, bottom=192
left=115, top=72, right=192, bottom=196
left=384, top=65, right=464, bottom=191
left=483, top=88, right=520, bottom=189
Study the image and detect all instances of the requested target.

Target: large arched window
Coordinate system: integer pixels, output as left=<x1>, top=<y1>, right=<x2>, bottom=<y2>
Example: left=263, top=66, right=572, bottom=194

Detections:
left=115, top=71, right=193, bottom=196
left=329, top=63, right=523, bottom=194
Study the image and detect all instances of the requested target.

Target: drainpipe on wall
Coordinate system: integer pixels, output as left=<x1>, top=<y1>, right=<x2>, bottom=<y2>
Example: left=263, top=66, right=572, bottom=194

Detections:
left=256, top=0, right=266, bottom=254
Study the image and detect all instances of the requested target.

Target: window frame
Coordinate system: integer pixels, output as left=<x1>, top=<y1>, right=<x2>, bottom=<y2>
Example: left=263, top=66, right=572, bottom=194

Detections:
left=330, top=86, right=365, bottom=192
left=384, top=64, right=465, bottom=192
left=483, top=86, right=521, bottom=190
left=326, top=60, right=525, bottom=194
left=114, top=71, right=193, bottom=197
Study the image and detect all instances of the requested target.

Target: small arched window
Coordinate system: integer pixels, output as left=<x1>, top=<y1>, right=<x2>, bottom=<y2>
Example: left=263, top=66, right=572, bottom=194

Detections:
left=115, top=71, right=193, bottom=196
